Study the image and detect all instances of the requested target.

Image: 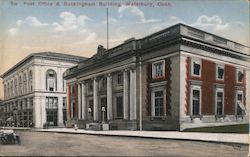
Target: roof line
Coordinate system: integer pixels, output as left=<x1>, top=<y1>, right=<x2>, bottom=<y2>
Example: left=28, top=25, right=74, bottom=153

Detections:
left=1, top=52, right=86, bottom=78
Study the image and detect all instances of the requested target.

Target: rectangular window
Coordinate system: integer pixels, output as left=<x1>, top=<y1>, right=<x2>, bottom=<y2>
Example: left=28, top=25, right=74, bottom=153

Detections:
left=192, top=61, right=201, bottom=76
left=100, top=77, right=107, bottom=89
left=46, top=97, right=58, bottom=109
left=63, top=97, right=67, bottom=108
left=216, top=65, right=224, bottom=80
left=30, top=98, right=33, bottom=108
left=236, top=69, right=244, bottom=83
left=192, top=88, right=201, bottom=116
left=116, top=96, right=123, bottom=118
left=152, top=60, right=165, bottom=79
left=154, top=91, right=164, bottom=116
left=117, top=73, right=123, bottom=85
left=216, top=91, right=223, bottom=115
left=88, top=82, right=93, bottom=92
left=63, top=109, right=67, bottom=123
left=49, top=79, right=54, bottom=91
left=72, top=102, right=76, bottom=118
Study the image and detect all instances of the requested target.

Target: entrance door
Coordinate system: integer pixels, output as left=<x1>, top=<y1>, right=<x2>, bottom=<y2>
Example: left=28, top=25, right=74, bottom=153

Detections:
left=46, top=110, right=58, bottom=126
left=100, top=97, right=107, bottom=122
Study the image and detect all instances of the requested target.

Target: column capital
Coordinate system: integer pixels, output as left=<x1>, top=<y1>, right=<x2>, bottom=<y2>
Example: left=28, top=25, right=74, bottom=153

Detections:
left=129, top=67, right=136, bottom=72
left=80, top=80, right=85, bottom=84
left=106, top=73, right=112, bottom=77
left=92, top=77, right=98, bottom=81
left=123, top=68, right=129, bottom=73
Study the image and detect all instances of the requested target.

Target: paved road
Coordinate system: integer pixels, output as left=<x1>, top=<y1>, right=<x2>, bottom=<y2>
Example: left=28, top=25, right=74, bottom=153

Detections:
left=0, top=130, right=248, bottom=156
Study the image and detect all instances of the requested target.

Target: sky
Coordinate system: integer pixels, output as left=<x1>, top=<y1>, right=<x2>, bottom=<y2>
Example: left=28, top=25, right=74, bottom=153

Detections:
left=0, top=0, right=249, bottom=99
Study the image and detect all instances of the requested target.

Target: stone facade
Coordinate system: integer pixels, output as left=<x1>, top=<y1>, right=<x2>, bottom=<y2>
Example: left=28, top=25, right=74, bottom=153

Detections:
left=0, top=52, right=85, bottom=128
left=64, top=23, right=250, bottom=131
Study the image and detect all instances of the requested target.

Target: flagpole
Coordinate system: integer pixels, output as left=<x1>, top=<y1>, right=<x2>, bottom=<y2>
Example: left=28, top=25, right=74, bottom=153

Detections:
left=107, top=8, right=109, bottom=50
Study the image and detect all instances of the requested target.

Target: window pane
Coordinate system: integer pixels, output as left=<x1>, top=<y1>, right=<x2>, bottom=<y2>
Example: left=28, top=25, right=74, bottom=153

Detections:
left=154, top=91, right=164, bottom=116
left=192, top=90, right=200, bottom=115
left=117, top=73, right=123, bottom=85
left=216, top=92, right=223, bottom=115
left=218, top=67, right=224, bottom=79
left=193, top=62, right=200, bottom=76
left=153, top=62, right=164, bottom=78
left=238, top=71, right=243, bottom=82
left=116, top=96, right=123, bottom=117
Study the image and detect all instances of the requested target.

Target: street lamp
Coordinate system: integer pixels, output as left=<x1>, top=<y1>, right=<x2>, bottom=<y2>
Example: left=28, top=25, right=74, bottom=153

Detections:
left=88, top=107, right=92, bottom=120
left=101, top=107, right=106, bottom=124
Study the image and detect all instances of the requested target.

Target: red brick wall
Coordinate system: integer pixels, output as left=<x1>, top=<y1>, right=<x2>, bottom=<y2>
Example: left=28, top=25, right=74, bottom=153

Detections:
left=185, top=58, right=246, bottom=116
left=201, top=60, right=215, bottom=115
left=224, top=65, right=236, bottom=114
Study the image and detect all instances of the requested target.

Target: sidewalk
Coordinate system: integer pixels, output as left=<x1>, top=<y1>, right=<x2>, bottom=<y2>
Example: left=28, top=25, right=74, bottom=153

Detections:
left=33, top=128, right=249, bottom=145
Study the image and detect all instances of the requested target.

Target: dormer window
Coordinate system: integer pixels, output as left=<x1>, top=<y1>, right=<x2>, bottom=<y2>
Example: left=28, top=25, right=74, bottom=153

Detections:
left=216, top=65, right=224, bottom=80
left=237, top=69, right=244, bottom=83
left=152, top=60, right=165, bottom=79
left=192, top=60, right=201, bottom=77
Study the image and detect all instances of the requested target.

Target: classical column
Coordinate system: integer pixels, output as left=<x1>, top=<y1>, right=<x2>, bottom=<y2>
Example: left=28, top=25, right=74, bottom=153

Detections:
left=78, top=83, right=82, bottom=119
left=130, top=69, right=137, bottom=120
left=93, top=78, right=99, bottom=121
left=123, top=70, right=129, bottom=120
left=58, top=96, right=64, bottom=127
left=81, top=81, right=87, bottom=120
left=107, top=73, right=113, bottom=120
left=33, top=96, right=42, bottom=128
left=41, top=97, right=46, bottom=128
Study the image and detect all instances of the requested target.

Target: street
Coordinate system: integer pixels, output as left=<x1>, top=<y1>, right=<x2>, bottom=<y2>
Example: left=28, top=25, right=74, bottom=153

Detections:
left=0, top=130, right=248, bottom=156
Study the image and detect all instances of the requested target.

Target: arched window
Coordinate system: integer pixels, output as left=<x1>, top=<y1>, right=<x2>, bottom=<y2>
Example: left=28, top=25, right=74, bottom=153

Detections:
left=29, top=70, right=33, bottom=92
left=46, top=69, right=57, bottom=92
left=19, top=75, right=22, bottom=95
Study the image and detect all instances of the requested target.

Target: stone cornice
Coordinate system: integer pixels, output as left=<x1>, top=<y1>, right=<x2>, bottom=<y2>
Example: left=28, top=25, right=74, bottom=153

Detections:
left=1, top=52, right=86, bottom=78
left=181, top=37, right=250, bottom=62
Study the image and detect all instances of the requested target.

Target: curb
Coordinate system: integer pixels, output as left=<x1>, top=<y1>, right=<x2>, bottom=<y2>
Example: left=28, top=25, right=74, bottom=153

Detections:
left=32, top=129, right=249, bottom=146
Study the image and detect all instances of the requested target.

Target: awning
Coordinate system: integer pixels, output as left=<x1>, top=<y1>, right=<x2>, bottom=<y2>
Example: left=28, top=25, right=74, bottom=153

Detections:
left=6, top=116, right=14, bottom=122
left=238, top=101, right=246, bottom=111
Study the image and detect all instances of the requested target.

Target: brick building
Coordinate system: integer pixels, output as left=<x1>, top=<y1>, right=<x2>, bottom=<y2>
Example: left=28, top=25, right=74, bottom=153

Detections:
left=64, top=23, right=250, bottom=131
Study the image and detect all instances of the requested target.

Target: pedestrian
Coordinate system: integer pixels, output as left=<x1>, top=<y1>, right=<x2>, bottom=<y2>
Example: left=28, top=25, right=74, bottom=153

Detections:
left=74, top=124, right=78, bottom=131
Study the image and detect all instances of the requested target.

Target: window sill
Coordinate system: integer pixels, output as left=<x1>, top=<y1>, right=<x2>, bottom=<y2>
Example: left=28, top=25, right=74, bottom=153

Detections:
left=114, top=117, right=123, bottom=120
left=150, top=116, right=167, bottom=121
left=215, top=115, right=225, bottom=119
left=235, top=114, right=245, bottom=119
left=190, top=115, right=202, bottom=120
left=152, top=76, right=165, bottom=80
